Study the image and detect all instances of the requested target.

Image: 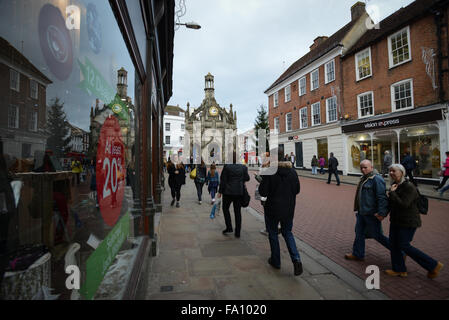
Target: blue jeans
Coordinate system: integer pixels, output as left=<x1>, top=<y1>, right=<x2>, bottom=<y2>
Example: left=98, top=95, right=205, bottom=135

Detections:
left=389, top=224, right=438, bottom=272
left=265, top=214, right=301, bottom=267
left=312, top=166, right=317, bottom=174
left=352, top=213, right=391, bottom=258
left=440, top=182, right=449, bottom=194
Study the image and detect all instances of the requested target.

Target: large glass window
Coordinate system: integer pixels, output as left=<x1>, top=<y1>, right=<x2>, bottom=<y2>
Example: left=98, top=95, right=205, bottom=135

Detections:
left=317, top=138, right=328, bottom=168
left=347, top=134, right=372, bottom=173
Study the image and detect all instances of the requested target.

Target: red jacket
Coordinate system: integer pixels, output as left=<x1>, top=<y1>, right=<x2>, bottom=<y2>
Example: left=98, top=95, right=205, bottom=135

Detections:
left=444, top=157, right=449, bottom=176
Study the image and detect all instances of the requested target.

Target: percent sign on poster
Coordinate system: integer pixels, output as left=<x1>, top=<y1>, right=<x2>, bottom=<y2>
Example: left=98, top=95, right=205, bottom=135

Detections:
left=96, top=116, right=125, bottom=226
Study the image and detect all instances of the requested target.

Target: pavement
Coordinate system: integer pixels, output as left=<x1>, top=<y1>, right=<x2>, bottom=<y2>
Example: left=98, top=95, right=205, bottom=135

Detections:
left=145, top=173, right=388, bottom=300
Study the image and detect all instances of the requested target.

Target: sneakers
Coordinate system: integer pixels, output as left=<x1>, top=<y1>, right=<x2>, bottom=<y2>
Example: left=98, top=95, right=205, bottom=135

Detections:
left=293, top=260, right=303, bottom=276
left=176, top=202, right=180, bottom=208
left=428, top=262, right=444, bottom=279
left=198, top=200, right=202, bottom=205
left=268, top=258, right=280, bottom=270
left=384, top=269, right=408, bottom=277
left=222, top=229, right=233, bottom=235
left=170, top=199, right=175, bottom=206
left=344, top=253, right=364, bottom=261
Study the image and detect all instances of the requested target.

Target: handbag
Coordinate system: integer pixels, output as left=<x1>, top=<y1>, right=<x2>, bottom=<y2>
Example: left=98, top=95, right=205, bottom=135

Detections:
left=416, top=188, right=428, bottom=215
left=241, top=184, right=250, bottom=208
left=190, top=168, right=197, bottom=179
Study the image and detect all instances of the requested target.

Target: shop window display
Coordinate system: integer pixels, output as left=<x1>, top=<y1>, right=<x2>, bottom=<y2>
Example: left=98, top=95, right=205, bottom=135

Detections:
left=317, top=138, right=328, bottom=168
left=0, top=1, right=138, bottom=300
left=348, top=134, right=372, bottom=174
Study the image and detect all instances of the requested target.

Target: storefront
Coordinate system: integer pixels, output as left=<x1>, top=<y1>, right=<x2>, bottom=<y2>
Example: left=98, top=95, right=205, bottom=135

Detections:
left=0, top=0, right=174, bottom=300
left=342, top=105, right=449, bottom=180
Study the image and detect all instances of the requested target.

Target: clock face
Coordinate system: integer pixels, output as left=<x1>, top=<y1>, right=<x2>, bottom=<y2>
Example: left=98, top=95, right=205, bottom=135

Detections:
left=209, top=106, right=219, bottom=116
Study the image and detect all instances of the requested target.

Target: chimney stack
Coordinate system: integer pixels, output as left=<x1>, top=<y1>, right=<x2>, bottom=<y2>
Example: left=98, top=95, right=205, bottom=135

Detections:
left=351, top=2, right=366, bottom=21
left=309, top=36, right=329, bottom=51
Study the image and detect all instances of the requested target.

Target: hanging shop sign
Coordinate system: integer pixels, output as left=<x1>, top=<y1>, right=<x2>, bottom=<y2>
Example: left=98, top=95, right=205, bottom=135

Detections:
left=342, top=109, right=443, bottom=134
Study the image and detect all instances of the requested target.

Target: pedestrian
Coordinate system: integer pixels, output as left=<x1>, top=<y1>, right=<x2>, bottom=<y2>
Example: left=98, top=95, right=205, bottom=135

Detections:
left=345, top=160, right=391, bottom=261
left=206, top=163, right=220, bottom=204
left=327, top=152, right=340, bottom=185
left=167, top=160, right=185, bottom=207
left=435, top=151, right=449, bottom=193
left=400, top=152, right=417, bottom=186
left=383, top=151, right=392, bottom=178
left=290, top=152, right=295, bottom=168
left=90, top=157, right=98, bottom=208
left=194, top=159, right=207, bottom=204
left=217, top=153, right=250, bottom=238
left=384, top=163, right=443, bottom=278
left=258, top=150, right=303, bottom=276
left=311, top=155, right=318, bottom=175
left=71, top=158, right=82, bottom=185
left=319, top=156, right=325, bottom=174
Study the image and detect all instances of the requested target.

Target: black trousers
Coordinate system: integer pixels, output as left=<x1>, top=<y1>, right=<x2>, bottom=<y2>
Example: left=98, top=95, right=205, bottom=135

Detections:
left=406, top=169, right=417, bottom=185
left=170, top=184, right=181, bottom=201
left=437, top=175, right=449, bottom=189
left=222, top=195, right=242, bottom=235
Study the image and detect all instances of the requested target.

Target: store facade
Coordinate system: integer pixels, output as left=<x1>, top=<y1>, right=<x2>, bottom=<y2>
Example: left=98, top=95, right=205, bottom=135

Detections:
left=0, top=0, right=174, bottom=300
left=342, top=105, right=449, bottom=180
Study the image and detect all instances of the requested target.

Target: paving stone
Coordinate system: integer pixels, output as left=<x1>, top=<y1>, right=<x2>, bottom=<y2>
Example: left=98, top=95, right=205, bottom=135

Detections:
left=189, top=257, right=234, bottom=277
left=201, top=241, right=254, bottom=257
left=303, top=274, right=366, bottom=300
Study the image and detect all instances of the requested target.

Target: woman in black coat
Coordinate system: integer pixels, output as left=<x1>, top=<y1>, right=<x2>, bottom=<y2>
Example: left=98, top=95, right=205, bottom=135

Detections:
left=193, top=159, right=207, bottom=204
left=167, top=161, right=185, bottom=208
left=259, top=159, right=302, bottom=276
left=385, top=163, right=443, bottom=278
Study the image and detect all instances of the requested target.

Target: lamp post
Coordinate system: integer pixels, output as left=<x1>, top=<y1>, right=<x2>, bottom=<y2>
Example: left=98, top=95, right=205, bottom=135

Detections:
left=175, top=21, right=201, bottom=30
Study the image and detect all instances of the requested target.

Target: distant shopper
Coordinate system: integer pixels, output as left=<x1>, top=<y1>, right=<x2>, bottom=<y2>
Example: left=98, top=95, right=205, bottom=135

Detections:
left=194, top=159, right=207, bottom=204
left=217, top=154, right=250, bottom=238
left=385, top=163, right=443, bottom=278
left=401, top=153, right=417, bottom=186
left=383, top=151, right=392, bottom=178
left=311, top=155, right=318, bottom=175
left=435, top=151, right=449, bottom=193
left=290, top=152, right=295, bottom=168
left=319, top=156, right=325, bottom=174
left=71, top=158, right=82, bottom=185
left=206, top=163, right=220, bottom=204
left=259, top=151, right=302, bottom=276
left=345, top=160, right=391, bottom=262
left=327, top=153, right=340, bottom=186
left=168, top=161, right=185, bottom=207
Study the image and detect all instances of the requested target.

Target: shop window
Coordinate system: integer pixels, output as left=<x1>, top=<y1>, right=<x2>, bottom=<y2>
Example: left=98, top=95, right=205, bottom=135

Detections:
left=347, top=134, right=372, bottom=173
left=355, top=47, right=372, bottom=81
left=317, top=138, right=328, bottom=168
left=391, top=79, right=413, bottom=111
left=358, top=92, right=374, bottom=118
left=312, top=102, right=321, bottom=126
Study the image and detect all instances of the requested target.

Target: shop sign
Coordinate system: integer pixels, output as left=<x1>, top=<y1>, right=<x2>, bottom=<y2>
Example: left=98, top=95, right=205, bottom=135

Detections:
left=79, top=211, right=130, bottom=300
left=342, top=109, right=443, bottom=133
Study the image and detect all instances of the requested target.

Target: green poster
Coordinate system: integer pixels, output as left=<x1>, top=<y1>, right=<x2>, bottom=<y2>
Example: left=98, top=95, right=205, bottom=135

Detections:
left=79, top=212, right=130, bottom=300
left=109, top=94, right=130, bottom=122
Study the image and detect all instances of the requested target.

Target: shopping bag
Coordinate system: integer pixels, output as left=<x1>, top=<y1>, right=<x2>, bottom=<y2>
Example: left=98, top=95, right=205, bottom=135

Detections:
left=190, top=168, right=197, bottom=180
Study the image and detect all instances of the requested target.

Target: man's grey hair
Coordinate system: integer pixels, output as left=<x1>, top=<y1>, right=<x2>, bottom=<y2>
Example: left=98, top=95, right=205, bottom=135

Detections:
left=388, top=163, right=406, bottom=185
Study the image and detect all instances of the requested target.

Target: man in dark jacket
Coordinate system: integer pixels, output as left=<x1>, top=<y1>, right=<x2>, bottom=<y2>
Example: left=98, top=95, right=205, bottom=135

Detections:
left=400, top=153, right=417, bottom=186
left=259, top=155, right=302, bottom=276
left=217, top=158, right=250, bottom=238
left=327, top=152, right=340, bottom=186
left=345, top=160, right=391, bottom=261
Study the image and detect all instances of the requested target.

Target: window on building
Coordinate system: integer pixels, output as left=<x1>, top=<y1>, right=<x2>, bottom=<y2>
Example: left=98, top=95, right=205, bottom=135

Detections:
left=311, top=69, right=319, bottom=90
left=391, top=79, right=413, bottom=111
left=311, top=102, right=321, bottom=126
left=325, top=60, right=335, bottom=84
left=300, top=107, right=308, bottom=129
left=355, top=48, right=372, bottom=80
left=388, top=26, right=411, bottom=68
left=285, top=113, right=292, bottom=131
left=8, top=105, right=19, bottom=128
left=30, top=80, right=38, bottom=99
left=358, top=92, right=374, bottom=118
left=326, top=97, right=337, bottom=123
left=22, top=143, right=31, bottom=158
left=165, top=136, right=170, bottom=145
left=165, top=122, right=170, bottom=131
left=181, top=123, right=185, bottom=131
left=274, top=91, right=279, bottom=107
left=285, top=84, right=291, bottom=102
left=179, top=136, right=183, bottom=143
left=274, top=117, right=280, bottom=134
left=29, top=110, right=38, bottom=131
left=10, top=69, right=20, bottom=92
left=180, top=112, right=185, bottom=117
left=299, top=77, right=306, bottom=96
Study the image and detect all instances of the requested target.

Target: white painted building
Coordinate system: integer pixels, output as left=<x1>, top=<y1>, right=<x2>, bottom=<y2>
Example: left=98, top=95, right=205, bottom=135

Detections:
left=163, top=105, right=185, bottom=160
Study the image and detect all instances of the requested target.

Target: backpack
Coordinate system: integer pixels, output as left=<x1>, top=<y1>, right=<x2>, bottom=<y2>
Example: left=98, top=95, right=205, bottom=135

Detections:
left=416, top=188, right=428, bottom=215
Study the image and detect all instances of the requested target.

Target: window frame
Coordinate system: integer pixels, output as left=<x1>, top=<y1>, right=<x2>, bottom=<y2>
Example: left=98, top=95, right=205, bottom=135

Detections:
left=29, top=110, right=38, bottom=132
left=8, top=105, right=19, bottom=129
left=299, top=107, right=308, bottom=129
left=285, top=84, right=291, bottom=102
left=324, top=60, right=335, bottom=84
left=285, top=112, right=292, bottom=132
left=181, top=123, right=185, bottom=131
left=30, top=79, right=38, bottom=99
left=165, top=136, right=171, bottom=145
left=355, top=47, right=372, bottom=81
left=273, top=92, right=279, bottom=108
left=311, top=69, right=319, bottom=91
left=326, top=96, right=338, bottom=123
left=388, top=26, right=412, bottom=68
left=165, top=122, right=170, bottom=131
left=357, top=91, right=375, bottom=119
left=299, top=77, right=306, bottom=96
left=390, top=78, right=414, bottom=112
left=10, top=69, right=20, bottom=92
left=311, top=102, right=321, bottom=126
left=274, top=117, right=280, bottom=134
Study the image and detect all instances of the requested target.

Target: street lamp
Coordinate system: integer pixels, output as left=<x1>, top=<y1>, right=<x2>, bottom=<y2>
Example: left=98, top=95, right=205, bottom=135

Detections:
left=175, top=21, right=201, bottom=30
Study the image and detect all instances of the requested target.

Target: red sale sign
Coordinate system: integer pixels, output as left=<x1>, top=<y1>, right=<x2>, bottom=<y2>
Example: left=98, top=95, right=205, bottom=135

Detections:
left=96, top=116, right=125, bottom=226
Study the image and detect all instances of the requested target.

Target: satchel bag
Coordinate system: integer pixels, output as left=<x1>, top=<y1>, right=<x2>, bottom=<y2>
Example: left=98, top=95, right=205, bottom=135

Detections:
left=416, top=188, right=428, bottom=215
left=241, top=184, right=251, bottom=208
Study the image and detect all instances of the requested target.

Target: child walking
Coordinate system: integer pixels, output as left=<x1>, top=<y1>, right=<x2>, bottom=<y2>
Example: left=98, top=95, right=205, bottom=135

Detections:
left=206, top=164, right=220, bottom=204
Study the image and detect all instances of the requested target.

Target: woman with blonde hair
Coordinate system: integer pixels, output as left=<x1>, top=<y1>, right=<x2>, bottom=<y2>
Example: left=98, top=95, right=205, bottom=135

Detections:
left=385, top=163, right=443, bottom=278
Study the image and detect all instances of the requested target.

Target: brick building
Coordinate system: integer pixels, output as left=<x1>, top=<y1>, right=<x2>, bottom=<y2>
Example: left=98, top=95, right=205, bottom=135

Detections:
left=341, top=0, right=449, bottom=180
left=265, top=2, right=371, bottom=168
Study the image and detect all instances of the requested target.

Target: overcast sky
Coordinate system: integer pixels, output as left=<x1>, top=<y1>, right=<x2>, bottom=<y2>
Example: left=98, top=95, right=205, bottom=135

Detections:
left=168, top=0, right=415, bottom=134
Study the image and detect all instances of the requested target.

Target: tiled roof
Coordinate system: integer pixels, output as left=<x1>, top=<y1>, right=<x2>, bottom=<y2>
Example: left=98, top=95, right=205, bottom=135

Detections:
left=264, top=19, right=358, bottom=94
left=165, top=105, right=185, bottom=113
left=344, top=0, right=442, bottom=57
